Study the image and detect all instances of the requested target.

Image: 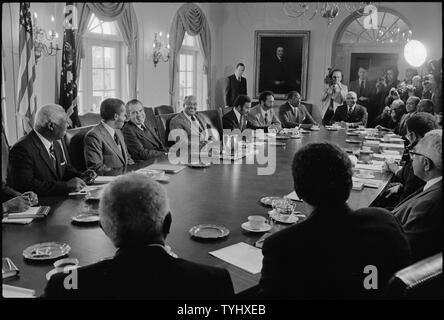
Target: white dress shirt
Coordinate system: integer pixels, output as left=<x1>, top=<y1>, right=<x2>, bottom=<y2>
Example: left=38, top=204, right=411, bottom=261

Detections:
left=182, top=111, right=204, bottom=138
left=35, top=130, right=54, bottom=159
left=423, top=176, right=442, bottom=192
left=233, top=107, right=241, bottom=124
left=102, top=120, right=122, bottom=153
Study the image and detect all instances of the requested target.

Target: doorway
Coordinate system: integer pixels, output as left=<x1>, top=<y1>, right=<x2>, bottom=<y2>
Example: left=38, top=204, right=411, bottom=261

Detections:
left=350, top=53, right=399, bottom=82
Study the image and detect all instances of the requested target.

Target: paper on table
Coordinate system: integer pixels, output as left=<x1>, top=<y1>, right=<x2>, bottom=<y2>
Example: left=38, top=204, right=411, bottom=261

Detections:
left=146, top=164, right=186, bottom=173
left=209, top=242, right=263, bottom=274
left=94, top=176, right=118, bottom=184
left=284, top=191, right=302, bottom=202
left=352, top=177, right=384, bottom=188
left=373, top=153, right=402, bottom=161
left=355, top=163, right=384, bottom=172
left=380, top=143, right=405, bottom=149
left=381, top=149, right=400, bottom=155
left=2, top=217, right=33, bottom=224
left=2, top=284, right=36, bottom=298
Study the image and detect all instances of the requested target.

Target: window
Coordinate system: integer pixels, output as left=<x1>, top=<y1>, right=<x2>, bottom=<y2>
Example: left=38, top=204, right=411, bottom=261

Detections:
left=78, top=14, right=127, bottom=114
left=178, top=33, right=207, bottom=110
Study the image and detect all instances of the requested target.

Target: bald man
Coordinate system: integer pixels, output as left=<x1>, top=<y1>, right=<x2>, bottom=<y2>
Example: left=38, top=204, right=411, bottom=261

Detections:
left=331, top=91, right=368, bottom=127
left=7, top=104, right=96, bottom=196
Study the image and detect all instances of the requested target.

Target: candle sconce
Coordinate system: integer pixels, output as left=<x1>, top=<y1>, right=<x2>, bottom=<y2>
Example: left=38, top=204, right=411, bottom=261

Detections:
left=153, top=32, right=170, bottom=68
left=33, top=13, right=61, bottom=63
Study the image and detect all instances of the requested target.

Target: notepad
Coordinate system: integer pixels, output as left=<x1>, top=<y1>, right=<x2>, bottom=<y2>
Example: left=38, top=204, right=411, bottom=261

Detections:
left=373, top=153, right=402, bottom=161
left=93, top=176, right=118, bottom=184
left=2, top=206, right=50, bottom=220
left=209, top=242, right=263, bottom=274
left=284, top=191, right=302, bottom=202
left=352, top=177, right=384, bottom=189
left=355, top=163, right=384, bottom=172
left=380, top=143, right=405, bottom=149
left=146, top=164, right=186, bottom=173
left=2, top=284, right=36, bottom=298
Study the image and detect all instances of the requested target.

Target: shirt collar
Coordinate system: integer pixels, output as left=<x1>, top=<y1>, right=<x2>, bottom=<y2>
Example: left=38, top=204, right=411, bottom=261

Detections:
left=146, top=243, right=178, bottom=258
left=348, top=104, right=356, bottom=110
left=288, top=102, right=297, bottom=111
left=423, top=176, right=442, bottom=191
left=34, top=130, right=52, bottom=152
left=260, top=106, right=270, bottom=119
left=233, top=107, right=241, bottom=122
left=182, top=110, right=194, bottom=123
left=102, top=120, right=115, bottom=138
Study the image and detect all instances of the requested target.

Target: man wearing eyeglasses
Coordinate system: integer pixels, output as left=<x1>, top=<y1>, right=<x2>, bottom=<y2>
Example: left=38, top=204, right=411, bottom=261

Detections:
left=84, top=98, right=134, bottom=175
left=392, top=129, right=442, bottom=262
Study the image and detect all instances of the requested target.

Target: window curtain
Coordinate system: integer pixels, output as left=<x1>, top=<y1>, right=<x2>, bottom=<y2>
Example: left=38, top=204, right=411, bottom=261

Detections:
left=74, top=3, right=139, bottom=99
left=169, top=3, right=212, bottom=111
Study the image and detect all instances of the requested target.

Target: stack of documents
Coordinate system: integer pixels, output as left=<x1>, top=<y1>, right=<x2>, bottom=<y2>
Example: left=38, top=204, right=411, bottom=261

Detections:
left=355, top=161, right=385, bottom=172
left=2, top=284, right=36, bottom=298
left=2, top=206, right=50, bottom=224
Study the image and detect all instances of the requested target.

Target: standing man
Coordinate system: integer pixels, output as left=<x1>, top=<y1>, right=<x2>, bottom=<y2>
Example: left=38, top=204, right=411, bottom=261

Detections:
left=84, top=98, right=134, bottom=175
left=222, top=95, right=251, bottom=131
left=349, top=66, right=376, bottom=125
left=7, top=104, right=95, bottom=196
left=321, top=69, right=348, bottom=126
left=122, top=99, right=167, bottom=161
left=247, top=91, right=281, bottom=132
left=278, top=91, right=317, bottom=128
left=224, top=63, right=247, bottom=108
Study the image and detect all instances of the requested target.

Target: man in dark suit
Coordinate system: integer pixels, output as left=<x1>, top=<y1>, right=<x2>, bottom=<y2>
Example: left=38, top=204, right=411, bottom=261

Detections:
left=349, top=66, right=377, bottom=124
left=224, top=63, right=247, bottom=107
left=122, top=99, right=167, bottom=161
left=258, top=142, right=411, bottom=299
left=84, top=98, right=134, bottom=175
left=392, top=129, right=442, bottom=263
left=332, top=91, right=368, bottom=127
left=7, top=104, right=95, bottom=196
left=222, top=95, right=251, bottom=131
left=278, top=91, right=317, bottom=128
left=43, top=173, right=234, bottom=299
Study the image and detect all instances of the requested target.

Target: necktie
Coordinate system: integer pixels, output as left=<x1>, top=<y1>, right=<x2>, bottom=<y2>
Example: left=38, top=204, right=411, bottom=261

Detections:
left=264, top=112, right=269, bottom=125
left=359, top=80, right=365, bottom=97
left=347, top=107, right=353, bottom=121
left=49, top=144, right=57, bottom=169
left=191, top=116, right=203, bottom=133
left=240, top=115, right=246, bottom=130
left=114, top=133, right=120, bottom=146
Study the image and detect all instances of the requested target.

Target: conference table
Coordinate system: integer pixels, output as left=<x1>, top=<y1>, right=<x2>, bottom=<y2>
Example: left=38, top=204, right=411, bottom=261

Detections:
left=2, top=127, right=396, bottom=296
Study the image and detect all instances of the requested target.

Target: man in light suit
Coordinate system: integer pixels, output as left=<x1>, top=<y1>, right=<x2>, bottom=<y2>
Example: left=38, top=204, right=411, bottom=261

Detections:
left=392, top=129, right=442, bottom=263
left=122, top=99, right=167, bottom=161
left=224, top=63, right=247, bottom=108
left=169, top=95, right=219, bottom=147
left=43, top=173, right=235, bottom=299
left=222, top=95, right=251, bottom=131
left=7, top=104, right=95, bottom=196
left=246, top=91, right=281, bottom=132
left=332, top=91, right=368, bottom=127
left=321, top=69, right=348, bottom=125
left=84, top=98, right=134, bottom=175
left=278, top=91, right=317, bottom=129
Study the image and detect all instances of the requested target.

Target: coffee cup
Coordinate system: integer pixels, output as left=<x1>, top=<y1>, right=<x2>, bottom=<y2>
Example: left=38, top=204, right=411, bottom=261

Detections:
left=248, top=215, right=267, bottom=230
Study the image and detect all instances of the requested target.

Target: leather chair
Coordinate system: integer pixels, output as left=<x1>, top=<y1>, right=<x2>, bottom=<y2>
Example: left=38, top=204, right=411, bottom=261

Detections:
left=143, top=106, right=157, bottom=128
left=154, top=105, right=174, bottom=116
left=78, top=113, right=101, bottom=127
left=156, top=113, right=178, bottom=147
left=385, top=253, right=443, bottom=299
left=62, top=125, right=95, bottom=172
left=199, top=109, right=223, bottom=138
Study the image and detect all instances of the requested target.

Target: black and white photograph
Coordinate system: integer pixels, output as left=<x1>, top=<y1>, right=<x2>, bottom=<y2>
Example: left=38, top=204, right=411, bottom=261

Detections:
left=1, top=1, right=442, bottom=308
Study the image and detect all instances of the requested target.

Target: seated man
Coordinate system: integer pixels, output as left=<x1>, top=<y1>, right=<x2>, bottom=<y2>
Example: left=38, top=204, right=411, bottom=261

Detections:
left=278, top=91, right=316, bottom=129
left=7, top=104, right=94, bottom=196
left=169, top=95, right=219, bottom=147
left=331, top=91, right=368, bottom=127
left=382, top=112, right=439, bottom=207
left=392, top=129, right=442, bottom=263
left=417, top=99, right=435, bottom=115
left=84, top=98, right=134, bottom=175
left=259, top=142, right=411, bottom=299
left=222, top=94, right=251, bottom=131
left=375, top=98, right=407, bottom=133
left=247, top=91, right=282, bottom=132
left=122, top=99, right=167, bottom=161
left=398, top=96, right=420, bottom=137
left=43, top=173, right=235, bottom=299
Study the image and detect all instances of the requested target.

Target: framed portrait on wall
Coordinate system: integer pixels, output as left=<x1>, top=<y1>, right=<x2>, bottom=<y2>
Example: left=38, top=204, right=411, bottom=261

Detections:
left=254, top=30, right=310, bottom=100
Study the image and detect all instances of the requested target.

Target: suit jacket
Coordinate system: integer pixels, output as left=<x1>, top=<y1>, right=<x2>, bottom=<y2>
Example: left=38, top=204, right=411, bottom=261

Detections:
left=278, top=102, right=315, bottom=128
left=84, top=123, right=133, bottom=174
left=392, top=181, right=442, bottom=262
left=258, top=205, right=411, bottom=299
left=246, top=106, right=281, bottom=130
left=43, top=245, right=234, bottom=299
left=349, top=79, right=376, bottom=100
left=169, top=112, right=219, bottom=143
left=222, top=109, right=247, bottom=131
left=332, top=104, right=368, bottom=126
left=122, top=121, right=166, bottom=161
left=7, top=130, right=81, bottom=196
left=1, top=180, right=21, bottom=202
left=224, top=74, right=247, bottom=107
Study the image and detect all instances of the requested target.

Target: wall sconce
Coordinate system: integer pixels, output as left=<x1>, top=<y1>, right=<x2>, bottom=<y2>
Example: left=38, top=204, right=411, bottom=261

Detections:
left=153, top=32, right=170, bottom=68
left=33, top=13, right=61, bottom=63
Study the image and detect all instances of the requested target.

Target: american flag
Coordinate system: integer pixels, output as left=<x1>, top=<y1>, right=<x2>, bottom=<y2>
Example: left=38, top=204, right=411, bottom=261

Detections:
left=59, top=2, right=80, bottom=127
left=17, top=2, right=37, bottom=134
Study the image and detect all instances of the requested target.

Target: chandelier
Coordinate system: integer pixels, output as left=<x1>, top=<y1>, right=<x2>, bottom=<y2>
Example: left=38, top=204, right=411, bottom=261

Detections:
left=152, top=32, right=170, bottom=68
left=33, top=13, right=61, bottom=63
left=283, top=2, right=374, bottom=25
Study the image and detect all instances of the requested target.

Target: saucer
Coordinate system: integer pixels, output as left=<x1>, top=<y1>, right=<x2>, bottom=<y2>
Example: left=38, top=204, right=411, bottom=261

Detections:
left=241, top=222, right=271, bottom=233
left=268, top=210, right=300, bottom=224
left=355, top=172, right=375, bottom=179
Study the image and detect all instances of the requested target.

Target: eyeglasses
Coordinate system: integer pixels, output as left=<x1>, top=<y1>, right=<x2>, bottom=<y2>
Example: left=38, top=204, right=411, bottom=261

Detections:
left=409, top=150, right=434, bottom=164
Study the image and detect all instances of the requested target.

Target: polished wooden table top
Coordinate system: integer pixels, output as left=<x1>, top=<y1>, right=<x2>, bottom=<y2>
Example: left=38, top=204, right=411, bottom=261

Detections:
left=2, top=128, right=394, bottom=295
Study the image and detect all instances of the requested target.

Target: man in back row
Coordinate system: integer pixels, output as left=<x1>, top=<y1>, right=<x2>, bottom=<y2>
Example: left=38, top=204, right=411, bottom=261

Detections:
left=7, top=104, right=95, bottom=196
left=84, top=98, right=134, bottom=175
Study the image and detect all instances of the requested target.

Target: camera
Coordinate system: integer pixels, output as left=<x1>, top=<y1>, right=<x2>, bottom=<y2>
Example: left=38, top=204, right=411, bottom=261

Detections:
left=324, top=67, right=335, bottom=86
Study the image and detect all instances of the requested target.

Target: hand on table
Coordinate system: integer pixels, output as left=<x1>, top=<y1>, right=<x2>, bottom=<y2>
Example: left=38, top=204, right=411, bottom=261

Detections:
left=66, top=177, right=87, bottom=192
left=3, top=195, right=31, bottom=213
left=21, top=191, right=38, bottom=206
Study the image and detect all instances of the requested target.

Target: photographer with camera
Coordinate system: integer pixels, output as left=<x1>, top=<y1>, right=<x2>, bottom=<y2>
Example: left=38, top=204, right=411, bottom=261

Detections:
left=320, top=68, right=348, bottom=125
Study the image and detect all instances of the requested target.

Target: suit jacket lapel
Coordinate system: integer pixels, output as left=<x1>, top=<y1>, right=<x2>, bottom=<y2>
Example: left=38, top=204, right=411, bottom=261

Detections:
left=145, top=124, right=164, bottom=148
left=393, top=183, right=438, bottom=215
left=98, top=124, right=125, bottom=164
left=30, top=131, right=59, bottom=179
left=231, top=110, right=240, bottom=129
